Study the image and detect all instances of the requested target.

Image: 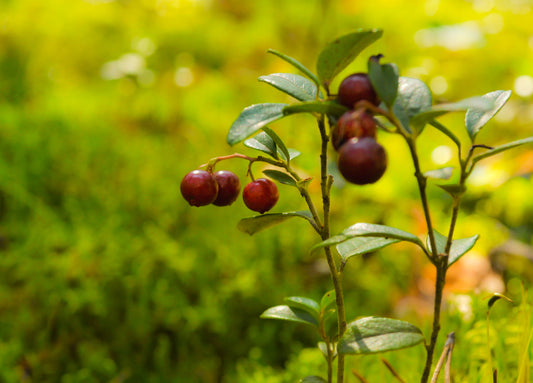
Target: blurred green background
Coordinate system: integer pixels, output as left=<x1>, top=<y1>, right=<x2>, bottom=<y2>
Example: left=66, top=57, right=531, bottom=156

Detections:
left=1, top=0, right=533, bottom=381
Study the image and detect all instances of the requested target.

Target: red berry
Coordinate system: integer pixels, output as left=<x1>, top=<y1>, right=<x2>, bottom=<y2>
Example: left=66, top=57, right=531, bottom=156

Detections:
left=242, top=178, right=279, bottom=214
left=337, top=137, right=387, bottom=185
left=337, top=73, right=379, bottom=108
left=212, top=170, right=241, bottom=206
left=331, top=110, right=376, bottom=151
left=180, top=170, right=218, bottom=207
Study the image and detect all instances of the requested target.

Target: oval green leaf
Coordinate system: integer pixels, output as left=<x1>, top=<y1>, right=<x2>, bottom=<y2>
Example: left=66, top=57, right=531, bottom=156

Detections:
left=263, top=169, right=297, bottom=187
left=437, top=184, right=466, bottom=198
left=261, top=305, right=318, bottom=327
left=316, top=29, right=383, bottom=87
left=368, top=58, right=399, bottom=108
left=284, top=296, right=320, bottom=318
left=320, top=290, right=336, bottom=311
left=465, top=90, right=511, bottom=141
left=227, top=103, right=288, bottom=145
left=392, top=77, right=432, bottom=134
left=238, top=211, right=313, bottom=235
left=338, top=317, right=425, bottom=355
left=262, top=127, right=291, bottom=163
left=426, top=230, right=479, bottom=266
left=337, top=237, right=400, bottom=262
left=244, top=131, right=278, bottom=158
left=259, top=73, right=319, bottom=101
left=267, top=49, right=320, bottom=86
left=472, top=136, right=533, bottom=165
left=283, top=100, right=348, bottom=117
left=300, top=376, right=327, bottom=383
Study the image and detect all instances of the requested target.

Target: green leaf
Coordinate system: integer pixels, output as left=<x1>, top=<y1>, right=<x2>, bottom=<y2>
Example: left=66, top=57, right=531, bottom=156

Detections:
left=368, top=58, right=399, bottom=108
left=262, top=127, right=291, bottom=163
left=300, top=376, right=327, bottom=383
left=263, top=170, right=297, bottom=186
left=227, top=103, right=287, bottom=145
left=320, top=290, right=336, bottom=311
left=411, top=96, right=494, bottom=127
left=267, top=49, right=320, bottom=86
left=465, top=90, right=512, bottom=141
left=426, top=230, right=479, bottom=266
left=259, top=73, right=320, bottom=101
left=261, top=305, right=318, bottom=327
left=288, top=148, right=301, bottom=160
left=338, top=317, right=425, bottom=355
left=424, top=167, right=453, bottom=180
left=337, top=237, right=400, bottom=262
left=312, top=223, right=424, bottom=253
left=318, top=342, right=336, bottom=360
left=316, top=29, right=383, bottom=87
left=238, top=211, right=313, bottom=235
left=472, top=137, right=533, bottom=165
left=284, top=297, right=320, bottom=318
left=429, top=120, right=461, bottom=150
left=244, top=132, right=278, bottom=158
left=283, top=100, right=348, bottom=117
left=487, top=293, right=513, bottom=310
left=392, top=77, right=432, bottom=134
left=437, top=184, right=466, bottom=198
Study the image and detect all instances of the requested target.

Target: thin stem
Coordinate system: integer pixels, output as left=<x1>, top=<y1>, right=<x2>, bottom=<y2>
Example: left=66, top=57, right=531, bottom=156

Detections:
left=317, top=115, right=346, bottom=383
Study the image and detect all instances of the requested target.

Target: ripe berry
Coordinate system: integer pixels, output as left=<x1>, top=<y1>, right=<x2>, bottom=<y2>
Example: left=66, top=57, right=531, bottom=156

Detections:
left=180, top=170, right=218, bottom=207
left=337, top=137, right=387, bottom=185
left=337, top=73, right=379, bottom=108
left=212, top=170, right=241, bottom=206
left=331, top=110, right=376, bottom=151
left=243, top=178, right=279, bottom=214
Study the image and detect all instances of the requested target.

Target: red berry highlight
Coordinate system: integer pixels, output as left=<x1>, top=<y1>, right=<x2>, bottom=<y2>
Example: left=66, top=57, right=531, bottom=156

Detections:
left=331, top=110, right=376, bottom=151
left=180, top=170, right=218, bottom=207
left=242, top=178, right=279, bottom=214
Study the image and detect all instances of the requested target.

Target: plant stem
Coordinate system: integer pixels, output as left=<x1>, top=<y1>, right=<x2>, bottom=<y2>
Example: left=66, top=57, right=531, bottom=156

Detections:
left=317, top=116, right=346, bottom=383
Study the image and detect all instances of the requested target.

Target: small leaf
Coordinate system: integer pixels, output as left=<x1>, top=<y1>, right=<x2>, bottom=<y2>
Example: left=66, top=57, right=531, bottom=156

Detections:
left=338, top=317, right=425, bottom=355
left=316, top=29, right=383, bottom=87
left=267, top=49, right=320, bottom=86
left=424, top=167, right=453, bottom=180
left=337, top=237, right=400, bottom=262
left=263, top=170, right=297, bottom=186
left=300, top=376, right=327, bottom=383
left=244, top=132, right=278, bottom=158
left=472, top=137, right=533, bottom=165
left=411, top=96, right=494, bottom=127
left=238, top=211, right=313, bottom=235
left=429, top=120, right=461, bottom=149
left=437, top=184, right=466, bottom=198
left=227, top=103, right=287, bottom=145
left=284, top=297, right=320, bottom=318
left=312, top=223, right=424, bottom=253
left=259, top=73, right=320, bottom=101
left=368, top=57, right=399, bottom=108
left=392, top=77, right=432, bottom=134
left=283, top=100, right=348, bottom=117
left=465, top=90, right=512, bottom=141
left=320, top=290, right=336, bottom=311
left=288, top=148, right=301, bottom=160
left=261, top=305, right=318, bottom=327
left=262, top=127, right=291, bottom=163
left=487, top=293, right=513, bottom=310
left=426, top=230, right=479, bottom=266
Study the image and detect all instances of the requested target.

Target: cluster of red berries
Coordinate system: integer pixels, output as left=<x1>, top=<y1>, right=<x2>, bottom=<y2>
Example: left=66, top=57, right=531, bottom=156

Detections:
left=180, top=170, right=279, bottom=214
left=333, top=73, right=387, bottom=185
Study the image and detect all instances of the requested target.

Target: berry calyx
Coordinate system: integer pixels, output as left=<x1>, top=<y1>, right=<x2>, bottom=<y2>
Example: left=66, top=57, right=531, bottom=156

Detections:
left=337, top=73, right=379, bottom=108
left=331, top=110, right=377, bottom=151
left=337, top=137, right=387, bottom=185
left=212, top=170, right=241, bottom=206
left=242, top=178, right=279, bottom=214
left=180, top=170, right=219, bottom=207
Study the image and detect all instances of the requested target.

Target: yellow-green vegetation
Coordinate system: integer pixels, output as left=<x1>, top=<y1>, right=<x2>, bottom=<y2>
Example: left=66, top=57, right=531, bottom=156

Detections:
left=0, top=0, right=532, bottom=382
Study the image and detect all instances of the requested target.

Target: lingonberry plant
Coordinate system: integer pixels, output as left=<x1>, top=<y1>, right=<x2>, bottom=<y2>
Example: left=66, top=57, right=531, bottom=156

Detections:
left=180, top=29, right=533, bottom=382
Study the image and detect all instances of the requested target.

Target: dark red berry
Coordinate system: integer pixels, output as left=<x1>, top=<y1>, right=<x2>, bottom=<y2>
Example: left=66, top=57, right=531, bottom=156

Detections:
left=212, top=170, right=241, bottom=206
left=242, top=178, right=279, bottom=214
left=331, top=110, right=376, bottom=151
left=180, top=170, right=218, bottom=207
left=337, top=73, right=379, bottom=108
left=337, top=137, right=387, bottom=185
